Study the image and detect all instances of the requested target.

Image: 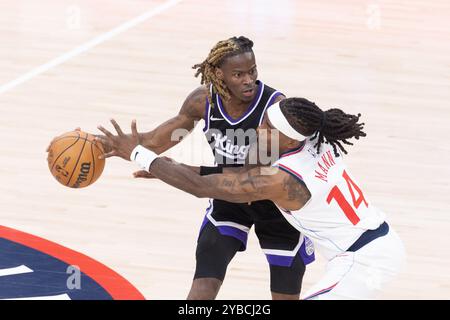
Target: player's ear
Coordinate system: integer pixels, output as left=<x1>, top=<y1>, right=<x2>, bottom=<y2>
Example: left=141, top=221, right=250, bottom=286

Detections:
left=215, top=67, right=224, bottom=80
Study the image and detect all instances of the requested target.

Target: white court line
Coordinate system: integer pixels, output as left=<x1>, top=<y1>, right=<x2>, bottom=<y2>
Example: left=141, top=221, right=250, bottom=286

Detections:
left=0, top=265, right=33, bottom=277
left=0, top=0, right=182, bottom=95
left=3, top=294, right=71, bottom=300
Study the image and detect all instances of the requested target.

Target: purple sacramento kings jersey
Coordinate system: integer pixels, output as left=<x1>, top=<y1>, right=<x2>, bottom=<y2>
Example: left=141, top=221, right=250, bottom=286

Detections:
left=199, top=81, right=316, bottom=268
left=203, top=80, right=283, bottom=168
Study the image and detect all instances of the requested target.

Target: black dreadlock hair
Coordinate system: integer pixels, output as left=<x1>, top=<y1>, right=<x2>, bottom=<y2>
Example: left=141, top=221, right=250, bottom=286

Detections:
left=192, top=36, right=254, bottom=107
left=280, top=97, right=367, bottom=157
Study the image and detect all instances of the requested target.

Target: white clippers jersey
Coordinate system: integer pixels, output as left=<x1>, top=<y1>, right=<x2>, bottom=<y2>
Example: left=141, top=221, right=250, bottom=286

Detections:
left=272, top=138, right=386, bottom=260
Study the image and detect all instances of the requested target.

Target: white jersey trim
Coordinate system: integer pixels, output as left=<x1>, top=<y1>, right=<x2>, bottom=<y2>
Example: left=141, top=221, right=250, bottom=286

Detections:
left=216, top=83, right=265, bottom=126
left=262, top=234, right=304, bottom=256
left=202, top=85, right=214, bottom=133
left=258, top=90, right=282, bottom=125
left=206, top=199, right=250, bottom=232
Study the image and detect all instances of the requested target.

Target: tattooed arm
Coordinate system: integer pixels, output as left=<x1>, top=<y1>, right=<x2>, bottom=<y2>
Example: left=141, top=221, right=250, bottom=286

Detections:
left=149, top=157, right=311, bottom=210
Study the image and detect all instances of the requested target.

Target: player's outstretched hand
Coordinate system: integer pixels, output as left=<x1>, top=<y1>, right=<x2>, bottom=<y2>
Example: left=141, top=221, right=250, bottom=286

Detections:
left=96, top=119, right=141, bottom=161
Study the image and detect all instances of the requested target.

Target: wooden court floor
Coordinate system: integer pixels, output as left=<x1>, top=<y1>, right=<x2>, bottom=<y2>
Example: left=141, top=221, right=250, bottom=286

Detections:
left=0, top=0, right=449, bottom=299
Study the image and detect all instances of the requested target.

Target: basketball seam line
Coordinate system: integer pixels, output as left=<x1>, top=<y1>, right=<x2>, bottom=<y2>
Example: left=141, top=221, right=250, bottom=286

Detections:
left=50, top=132, right=81, bottom=171
left=52, top=135, right=104, bottom=154
left=66, top=136, right=88, bottom=187
left=89, top=142, right=96, bottom=186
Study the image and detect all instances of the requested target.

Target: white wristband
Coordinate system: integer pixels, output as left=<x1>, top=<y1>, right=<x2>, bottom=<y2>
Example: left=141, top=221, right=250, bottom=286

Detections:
left=130, top=145, right=158, bottom=172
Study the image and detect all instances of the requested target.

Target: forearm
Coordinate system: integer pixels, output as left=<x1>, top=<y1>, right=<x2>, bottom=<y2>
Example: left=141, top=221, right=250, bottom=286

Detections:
left=139, top=131, right=173, bottom=155
left=149, top=158, right=207, bottom=198
left=148, top=158, right=273, bottom=203
left=139, top=113, right=198, bottom=155
left=131, top=147, right=271, bottom=203
left=201, top=165, right=254, bottom=175
left=181, top=163, right=200, bottom=174
left=178, top=165, right=249, bottom=176
left=95, top=131, right=169, bottom=155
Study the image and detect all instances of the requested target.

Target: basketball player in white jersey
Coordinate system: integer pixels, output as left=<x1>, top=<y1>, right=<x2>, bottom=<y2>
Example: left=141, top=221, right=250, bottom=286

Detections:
left=97, top=97, right=406, bottom=299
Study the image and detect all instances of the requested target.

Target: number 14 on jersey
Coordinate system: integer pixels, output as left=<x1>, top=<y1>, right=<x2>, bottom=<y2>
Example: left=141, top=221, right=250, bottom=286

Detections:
left=327, top=170, right=368, bottom=225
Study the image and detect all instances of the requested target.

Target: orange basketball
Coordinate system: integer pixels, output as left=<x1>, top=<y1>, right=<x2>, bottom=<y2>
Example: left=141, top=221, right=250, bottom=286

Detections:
left=47, top=131, right=105, bottom=188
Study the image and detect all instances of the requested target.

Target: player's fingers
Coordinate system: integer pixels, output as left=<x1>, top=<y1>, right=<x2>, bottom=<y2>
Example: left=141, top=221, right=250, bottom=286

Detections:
left=110, top=119, right=124, bottom=136
left=133, top=170, right=154, bottom=178
left=94, top=136, right=109, bottom=147
left=94, top=135, right=106, bottom=142
left=97, top=125, right=115, bottom=139
left=133, top=170, right=143, bottom=178
left=74, top=127, right=81, bottom=131
left=131, top=119, right=138, bottom=138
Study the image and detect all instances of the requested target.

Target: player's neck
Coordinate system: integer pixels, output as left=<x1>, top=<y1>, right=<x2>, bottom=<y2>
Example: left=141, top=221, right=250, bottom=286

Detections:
left=278, top=141, right=305, bottom=157
left=222, top=95, right=254, bottom=117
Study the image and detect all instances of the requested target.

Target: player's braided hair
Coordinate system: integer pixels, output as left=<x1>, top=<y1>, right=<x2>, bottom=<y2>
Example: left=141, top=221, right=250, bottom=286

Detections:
left=280, top=97, right=367, bottom=157
left=192, top=36, right=254, bottom=107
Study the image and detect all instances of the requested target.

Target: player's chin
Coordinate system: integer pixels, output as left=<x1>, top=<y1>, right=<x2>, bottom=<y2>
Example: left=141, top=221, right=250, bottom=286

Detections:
left=239, top=93, right=254, bottom=102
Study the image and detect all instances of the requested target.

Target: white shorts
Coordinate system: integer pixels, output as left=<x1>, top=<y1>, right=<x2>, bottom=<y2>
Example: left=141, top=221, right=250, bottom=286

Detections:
left=302, top=226, right=406, bottom=300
